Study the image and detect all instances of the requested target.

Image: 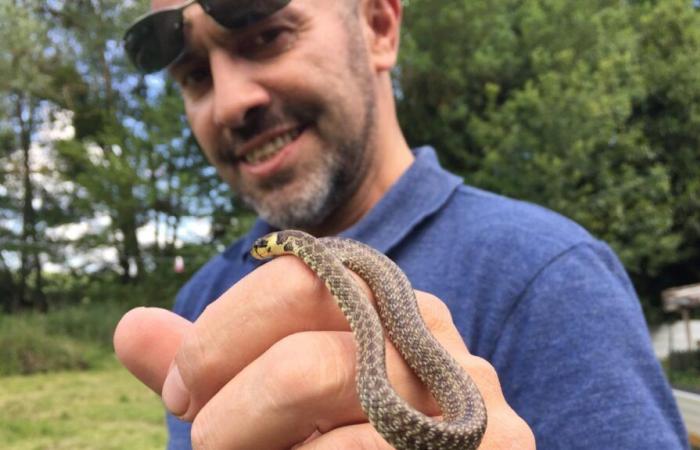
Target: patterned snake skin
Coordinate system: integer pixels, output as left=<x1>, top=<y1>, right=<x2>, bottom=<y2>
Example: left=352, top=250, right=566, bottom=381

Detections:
left=251, top=230, right=487, bottom=449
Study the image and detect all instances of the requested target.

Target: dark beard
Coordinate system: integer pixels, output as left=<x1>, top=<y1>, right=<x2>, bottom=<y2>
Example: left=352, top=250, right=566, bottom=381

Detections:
left=217, top=27, right=377, bottom=231
left=233, top=90, right=376, bottom=232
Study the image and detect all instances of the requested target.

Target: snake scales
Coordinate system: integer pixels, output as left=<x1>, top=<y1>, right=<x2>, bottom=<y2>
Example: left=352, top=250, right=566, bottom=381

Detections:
left=251, top=230, right=487, bottom=449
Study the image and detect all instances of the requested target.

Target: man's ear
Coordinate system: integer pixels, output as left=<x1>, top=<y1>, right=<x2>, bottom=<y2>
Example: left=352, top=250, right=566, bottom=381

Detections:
left=361, top=0, right=402, bottom=72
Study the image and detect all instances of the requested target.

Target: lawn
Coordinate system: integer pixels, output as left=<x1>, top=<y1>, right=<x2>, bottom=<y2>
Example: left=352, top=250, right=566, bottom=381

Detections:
left=0, top=361, right=167, bottom=450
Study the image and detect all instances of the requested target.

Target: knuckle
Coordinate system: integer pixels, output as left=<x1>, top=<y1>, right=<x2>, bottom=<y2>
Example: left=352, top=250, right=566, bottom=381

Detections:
left=416, top=292, right=454, bottom=332
left=253, top=256, right=331, bottom=312
left=269, top=256, right=327, bottom=296
left=175, top=328, right=215, bottom=391
left=264, top=334, right=320, bottom=400
left=517, top=423, right=537, bottom=448
left=466, top=354, right=500, bottom=382
left=261, top=332, right=356, bottom=410
left=485, top=409, right=537, bottom=449
left=190, top=413, right=216, bottom=450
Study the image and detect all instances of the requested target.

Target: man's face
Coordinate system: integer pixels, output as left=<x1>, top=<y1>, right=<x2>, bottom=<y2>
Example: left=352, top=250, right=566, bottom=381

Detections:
left=158, top=0, right=377, bottom=230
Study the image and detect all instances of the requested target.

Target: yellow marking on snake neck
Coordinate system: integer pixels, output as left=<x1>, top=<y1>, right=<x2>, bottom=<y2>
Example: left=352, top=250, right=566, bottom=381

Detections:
left=251, top=232, right=283, bottom=259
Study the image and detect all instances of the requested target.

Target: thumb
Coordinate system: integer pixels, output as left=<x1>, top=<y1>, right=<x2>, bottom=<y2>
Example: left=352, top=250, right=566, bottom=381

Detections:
left=113, top=307, right=192, bottom=395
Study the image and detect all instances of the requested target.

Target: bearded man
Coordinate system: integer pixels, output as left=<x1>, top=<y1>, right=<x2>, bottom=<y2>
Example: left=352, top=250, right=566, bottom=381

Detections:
left=114, top=0, right=688, bottom=448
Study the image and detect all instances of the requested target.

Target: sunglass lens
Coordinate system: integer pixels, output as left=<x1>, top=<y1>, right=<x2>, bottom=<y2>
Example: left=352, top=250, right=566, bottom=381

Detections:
left=201, top=0, right=292, bottom=28
left=124, top=8, right=186, bottom=73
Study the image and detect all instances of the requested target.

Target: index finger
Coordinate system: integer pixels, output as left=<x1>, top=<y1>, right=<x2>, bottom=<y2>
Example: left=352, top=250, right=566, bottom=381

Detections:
left=169, top=255, right=356, bottom=421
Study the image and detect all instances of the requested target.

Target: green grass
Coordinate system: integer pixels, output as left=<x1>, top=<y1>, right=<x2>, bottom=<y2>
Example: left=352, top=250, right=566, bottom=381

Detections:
left=0, top=360, right=167, bottom=449
left=0, top=301, right=172, bottom=448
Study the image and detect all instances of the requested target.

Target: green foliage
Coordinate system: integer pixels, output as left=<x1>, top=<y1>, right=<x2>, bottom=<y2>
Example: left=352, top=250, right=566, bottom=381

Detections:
left=0, top=0, right=52, bottom=95
left=633, top=0, right=700, bottom=258
left=0, top=316, right=94, bottom=376
left=0, top=0, right=240, bottom=307
left=398, top=0, right=700, bottom=317
left=0, top=302, right=126, bottom=376
left=665, top=350, right=700, bottom=391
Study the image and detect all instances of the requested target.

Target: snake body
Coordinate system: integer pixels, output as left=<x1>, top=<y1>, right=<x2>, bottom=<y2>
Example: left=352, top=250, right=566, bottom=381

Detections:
left=251, top=230, right=487, bottom=449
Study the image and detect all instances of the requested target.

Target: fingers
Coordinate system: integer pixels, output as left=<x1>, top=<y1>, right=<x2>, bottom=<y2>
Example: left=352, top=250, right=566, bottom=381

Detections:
left=184, top=287, right=469, bottom=449
left=417, top=292, right=510, bottom=407
left=190, top=332, right=361, bottom=449
left=166, top=255, right=357, bottom=421
left=189, top=300, right=533, bottom=449
left=113, top=307, right=192, bottom=394
left=151, top=254, right=534, bottom=449
left=411, top=292, right=534, bottom=447
left=416, top=295, right=537, bottom=449
left=188, top=331, right=443, bottom=450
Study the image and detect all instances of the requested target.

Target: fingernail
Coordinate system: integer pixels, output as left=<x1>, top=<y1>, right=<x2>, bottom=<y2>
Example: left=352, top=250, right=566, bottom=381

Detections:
left=162, top=364, right=190, bottom=416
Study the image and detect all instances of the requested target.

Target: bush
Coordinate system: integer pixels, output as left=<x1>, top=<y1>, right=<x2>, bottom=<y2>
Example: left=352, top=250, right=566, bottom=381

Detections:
left=668, top=350, right=700, bottom=373
left=0, top=302, right=129, bottom=376
left=45, top=302, right=125, bottom=347
left=43, top=271, right=182, bottom=311
left=665, top=350, right=700, bottom=391
left=0, top=318, right=90, bottom=375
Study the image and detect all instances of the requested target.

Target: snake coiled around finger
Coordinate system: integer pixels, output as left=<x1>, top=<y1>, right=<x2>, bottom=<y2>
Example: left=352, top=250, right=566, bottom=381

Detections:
left=251, top=230, right=487, bottom=450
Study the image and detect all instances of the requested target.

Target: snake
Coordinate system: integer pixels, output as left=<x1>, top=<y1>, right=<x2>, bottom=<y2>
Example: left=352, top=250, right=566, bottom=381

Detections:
left=251, top=230, right=487, bottom=449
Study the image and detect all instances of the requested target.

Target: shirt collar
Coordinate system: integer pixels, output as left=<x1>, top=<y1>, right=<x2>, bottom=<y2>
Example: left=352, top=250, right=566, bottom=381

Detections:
left=235, top=146, right=462, bottom=260
left=339, top=146, right=462, bottom=254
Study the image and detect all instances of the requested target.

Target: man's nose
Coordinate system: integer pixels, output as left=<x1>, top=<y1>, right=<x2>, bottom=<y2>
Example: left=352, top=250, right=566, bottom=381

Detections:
left=209, top=53, right=271, bottom=130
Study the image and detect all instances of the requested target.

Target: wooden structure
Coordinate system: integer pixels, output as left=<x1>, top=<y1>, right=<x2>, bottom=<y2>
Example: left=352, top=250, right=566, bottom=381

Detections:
left=663, top=283, right=700, bottom=351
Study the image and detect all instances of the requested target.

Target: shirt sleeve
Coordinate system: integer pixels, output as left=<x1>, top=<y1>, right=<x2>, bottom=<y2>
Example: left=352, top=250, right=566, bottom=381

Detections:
left=490, top=241, right=689, bottom=449
left=167, top=412, right=192, bottom=449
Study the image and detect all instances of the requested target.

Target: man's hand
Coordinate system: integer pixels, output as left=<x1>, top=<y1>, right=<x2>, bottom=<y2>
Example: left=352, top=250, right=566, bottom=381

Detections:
left=114, top=256, right=535, bottom=449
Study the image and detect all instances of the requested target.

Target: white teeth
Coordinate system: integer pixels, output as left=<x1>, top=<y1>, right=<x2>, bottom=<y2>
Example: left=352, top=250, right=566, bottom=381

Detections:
left=245, top=129, right=300, bottom=165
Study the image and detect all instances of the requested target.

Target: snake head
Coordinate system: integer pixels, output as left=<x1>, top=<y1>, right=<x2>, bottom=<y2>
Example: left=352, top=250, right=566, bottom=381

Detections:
left=251, top=230, right=312, bottom=259
left=251, top=232, right=284, bottom=259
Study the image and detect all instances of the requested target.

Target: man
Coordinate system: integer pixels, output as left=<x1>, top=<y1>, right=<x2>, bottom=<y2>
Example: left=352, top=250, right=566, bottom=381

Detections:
left=114, top=0, right=688, bottom=448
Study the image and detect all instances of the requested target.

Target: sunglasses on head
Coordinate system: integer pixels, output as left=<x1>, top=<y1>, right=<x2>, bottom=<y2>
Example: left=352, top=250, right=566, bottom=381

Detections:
left=124, top=0, right=292, bottom=73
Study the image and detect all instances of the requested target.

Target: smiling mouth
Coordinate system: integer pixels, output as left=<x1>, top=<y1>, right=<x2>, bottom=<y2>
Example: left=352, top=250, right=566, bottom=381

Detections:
left=243, top=128, right=302, bottom=165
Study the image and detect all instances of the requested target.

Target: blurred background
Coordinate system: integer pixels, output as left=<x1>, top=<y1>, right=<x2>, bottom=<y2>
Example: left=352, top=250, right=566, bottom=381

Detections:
left=1, top=0, right=699, bottom=448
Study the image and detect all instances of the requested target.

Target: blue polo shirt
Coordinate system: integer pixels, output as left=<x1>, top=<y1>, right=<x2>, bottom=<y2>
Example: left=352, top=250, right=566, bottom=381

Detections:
left=167, top=146, right=688, bottom=449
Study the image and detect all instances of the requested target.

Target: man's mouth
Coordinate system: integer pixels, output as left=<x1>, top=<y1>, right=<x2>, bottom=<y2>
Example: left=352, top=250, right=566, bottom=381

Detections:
left=243, top=128, right=302, bottom=165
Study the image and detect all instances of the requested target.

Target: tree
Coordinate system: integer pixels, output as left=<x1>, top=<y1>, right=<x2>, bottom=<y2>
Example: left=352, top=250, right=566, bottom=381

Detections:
left=397, top=0, right=698, bottom=317
left=0, top=0, right=67, bottom=311
left=50, top=0, right=236, bottom=285
left=630, top=0, right=700, bottom=303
